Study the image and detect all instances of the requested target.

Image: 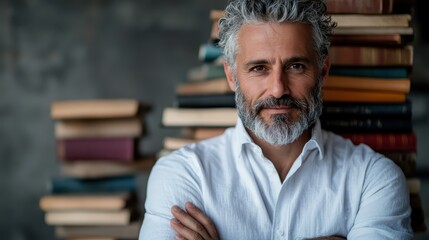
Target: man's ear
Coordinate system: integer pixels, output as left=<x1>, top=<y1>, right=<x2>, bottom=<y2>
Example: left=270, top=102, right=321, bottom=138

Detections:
left=321, top=56, right=331, bottom=85
left=224, top=61, right=236, bottom=92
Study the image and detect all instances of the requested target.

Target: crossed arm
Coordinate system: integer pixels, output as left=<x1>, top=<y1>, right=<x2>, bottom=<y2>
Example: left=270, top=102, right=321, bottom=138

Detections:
left=170, top=202, right=346, bottom=240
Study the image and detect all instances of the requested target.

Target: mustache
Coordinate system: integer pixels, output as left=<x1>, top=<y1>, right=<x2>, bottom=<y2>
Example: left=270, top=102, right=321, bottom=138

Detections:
left=252, top=95, right=308, bottom=113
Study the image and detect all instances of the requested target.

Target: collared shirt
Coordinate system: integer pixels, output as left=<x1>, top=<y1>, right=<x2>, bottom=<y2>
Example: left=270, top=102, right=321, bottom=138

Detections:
left=139, top=119, right=412, bottom=240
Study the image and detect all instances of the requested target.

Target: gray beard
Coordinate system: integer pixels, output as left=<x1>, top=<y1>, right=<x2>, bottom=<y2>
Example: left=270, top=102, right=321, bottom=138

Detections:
left=235, top=77, right=323, bottom=146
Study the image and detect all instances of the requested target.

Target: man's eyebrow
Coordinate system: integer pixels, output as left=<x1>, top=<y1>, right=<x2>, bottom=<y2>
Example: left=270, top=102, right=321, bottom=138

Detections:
left=244, top=59, right=270, bottom=68
left=244, top=56, right=311, bottom=68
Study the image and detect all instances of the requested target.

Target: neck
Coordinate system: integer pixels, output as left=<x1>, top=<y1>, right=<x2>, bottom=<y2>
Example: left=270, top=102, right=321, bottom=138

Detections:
left=248, top=128, right=312, bottom=182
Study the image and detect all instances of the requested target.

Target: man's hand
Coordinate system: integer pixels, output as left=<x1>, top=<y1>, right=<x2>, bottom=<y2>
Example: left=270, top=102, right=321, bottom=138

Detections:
left=170, top=202, right=219, bottom=240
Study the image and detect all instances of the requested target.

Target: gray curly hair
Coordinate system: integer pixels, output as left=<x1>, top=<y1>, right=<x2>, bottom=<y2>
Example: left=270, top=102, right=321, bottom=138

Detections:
left=218, top=0, right=336, bottom=72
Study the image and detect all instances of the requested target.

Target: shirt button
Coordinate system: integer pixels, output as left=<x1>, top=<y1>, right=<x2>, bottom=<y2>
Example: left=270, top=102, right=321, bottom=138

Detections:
left=278, top=229, right=285, bottom=237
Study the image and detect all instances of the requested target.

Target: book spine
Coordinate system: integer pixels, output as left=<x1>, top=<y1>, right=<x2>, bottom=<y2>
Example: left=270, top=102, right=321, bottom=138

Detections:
left=176, top=94, right=236, bottom=108
left=55, top=118, right=142, bottom=139
left=322, top=89, right=406, bottom=103
left=49, top=175, right=137, bottom=194
left=329, top=67, right=409, bottom=78
left=331, top=34, right=405, bottom=46
left=321, top=117, right=412, bottom=133
left=199, top=43, right=223, bottom=62
left=324, top=76, right=410, bottom=93
left=57, top=138, right=135, bottom=161
left=322, top=101, right=412, bottom=116
left=340, top=132, right=417, bottom=152
left=326, top=0, right=383, bottom=14
left=381, top=151, right=416, bottom=177
left=329, top=45, right=413, bottom=66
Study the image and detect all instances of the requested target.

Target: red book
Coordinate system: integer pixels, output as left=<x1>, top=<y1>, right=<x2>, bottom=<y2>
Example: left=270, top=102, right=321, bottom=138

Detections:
left=326, top=0, right=385, bottom=14
left=341, top=132, right=417, bottom=152
left=57, top=138, right=135, bottom=162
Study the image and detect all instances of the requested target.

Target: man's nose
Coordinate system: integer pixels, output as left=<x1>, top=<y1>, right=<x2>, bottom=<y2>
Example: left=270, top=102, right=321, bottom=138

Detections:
left=267, top=68, right=289, bottom=98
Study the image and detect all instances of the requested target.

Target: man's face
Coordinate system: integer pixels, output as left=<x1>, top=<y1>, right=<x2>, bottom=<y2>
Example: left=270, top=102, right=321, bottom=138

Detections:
left=225, top=23, right=328, bottom=145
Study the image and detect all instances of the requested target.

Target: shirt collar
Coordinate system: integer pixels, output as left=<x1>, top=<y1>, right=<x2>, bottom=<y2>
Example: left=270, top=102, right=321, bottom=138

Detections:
left=232, top=117, right=325, bottom=160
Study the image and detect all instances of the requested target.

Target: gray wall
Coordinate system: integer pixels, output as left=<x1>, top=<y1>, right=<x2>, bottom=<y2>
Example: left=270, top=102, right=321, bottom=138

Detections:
left=0, top=0, right=227, bottom=239
left=0, top=0, right=428, bottom=239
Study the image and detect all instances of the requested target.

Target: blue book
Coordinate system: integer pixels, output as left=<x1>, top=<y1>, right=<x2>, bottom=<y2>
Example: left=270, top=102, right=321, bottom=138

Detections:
left=49, top=175, right=137, bottom=194
left=199, top=43, right=223, bottom=62
left=329, top=67, right=408, bottom=78
left=322, top=101, right=412, bottom=117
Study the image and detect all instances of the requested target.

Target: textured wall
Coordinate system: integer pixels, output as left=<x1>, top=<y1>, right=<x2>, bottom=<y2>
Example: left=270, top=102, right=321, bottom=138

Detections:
left=0, top=0, right=227, bottom=239
left=1, top=0, right=428, bottom=240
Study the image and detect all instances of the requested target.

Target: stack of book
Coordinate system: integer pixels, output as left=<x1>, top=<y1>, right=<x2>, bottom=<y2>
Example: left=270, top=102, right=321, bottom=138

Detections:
left=160, top=11, right=236, bottom=155
left=40, top=99, right=155, bottom=240
left=165, top=0, right=426, bottom=234
left=323, top=0, right=426, bottom=234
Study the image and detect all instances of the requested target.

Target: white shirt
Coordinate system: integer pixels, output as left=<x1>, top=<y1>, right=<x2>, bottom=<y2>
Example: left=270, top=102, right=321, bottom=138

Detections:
left=139, top=119, right=412, bottom=239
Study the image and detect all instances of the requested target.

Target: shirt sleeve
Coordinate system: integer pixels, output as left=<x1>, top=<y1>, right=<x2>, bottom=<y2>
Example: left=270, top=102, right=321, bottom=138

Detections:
left=347, top=154, right=413, bottom=240
left=139, top=148, right=203, bottom=239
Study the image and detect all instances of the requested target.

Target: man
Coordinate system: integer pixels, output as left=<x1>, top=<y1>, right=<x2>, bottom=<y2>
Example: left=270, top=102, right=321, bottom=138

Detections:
left=139, top=0, right=412, bottom=239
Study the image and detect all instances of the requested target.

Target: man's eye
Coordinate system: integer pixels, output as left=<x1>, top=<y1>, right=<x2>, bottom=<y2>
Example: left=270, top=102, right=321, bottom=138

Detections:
left=250, top=66, right=266, bottom=72
left=289, top=63, right=305, bottom=71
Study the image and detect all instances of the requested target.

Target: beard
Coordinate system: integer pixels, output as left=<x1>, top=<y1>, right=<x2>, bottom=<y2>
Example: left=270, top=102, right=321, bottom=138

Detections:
left=235, top=77, right=323, bottom=145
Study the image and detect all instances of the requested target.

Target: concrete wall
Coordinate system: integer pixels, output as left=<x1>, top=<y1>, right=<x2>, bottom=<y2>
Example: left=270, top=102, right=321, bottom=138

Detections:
left=0, top=0, right=227, bottom=239
left=0, top=0, right=428, bottom=239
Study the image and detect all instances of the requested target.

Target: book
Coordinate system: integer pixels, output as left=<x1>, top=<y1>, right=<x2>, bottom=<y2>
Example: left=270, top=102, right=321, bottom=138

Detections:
left=326, top=0, right=386, bottom=14
left=57, top=138, right=135, bottom=162
left=324, top=76, right=410, bottom=94
left=162, top=107, right=237, bottom=127
left=329, top=67, right=409, bottom=78
left=55, top=221, right=141, bottom=239
left=60, top=157, right=156, bottom=179
left=59, top=237, right=119, bottom=240
left=321, top=116, right=412, bottom=133
left=323, top=89, right=407, bottom=103
left=187, top=63, right=226, bottom=81
left=199, top=43, right=223, bottom=63
left=176, top=78, right=231, bottom=95
left=55, top=117, right=142, bottom=139
left=331, top=14, right=411, bottom=28
left=45, top=209, right=135, bottom=226
left=340, top=132, right=417, bottom=152
left=322, top=101, right=412, bottom=117
left=39, top=192, right=136, bottom=211
left=163, top=137, right=198, bottom=150
left=182, top=127, right=226, bottom=140
left=331, top=34, right=412, bottom=46
left=332, top=26, right=413, bottom=35
left=382, top=151, right=416, bottom=177
left=176, top=93, right=235, bottom=108
left=329, top=45, right=413, bottom=66
left=198, top=43, right=223, bottom=63
left=51, top=99, right=140, bottom=120
left=49, top=175, right=137, bottom=194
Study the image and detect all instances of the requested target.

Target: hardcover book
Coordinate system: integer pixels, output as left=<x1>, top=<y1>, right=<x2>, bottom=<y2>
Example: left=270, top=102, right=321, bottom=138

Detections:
left=329, top=45, right=413, bottom=66
left=60, top=157, right=156, bottom=179
left=162, top=107, right=237, bottom=127
left=51, top=99, right=140, bottom=120
left=56, top=138, right=135, bottom=161
left=340, top=132, right=417, bottom=152
left=55, top=117, right=142, bottom=139
left=40, top=192, right=136, bottom=211
left=48, top=175, right=137, bottom=194
left=55, top=220, right=142, bottom=239
left=45, top=209, right=136, bottom=226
